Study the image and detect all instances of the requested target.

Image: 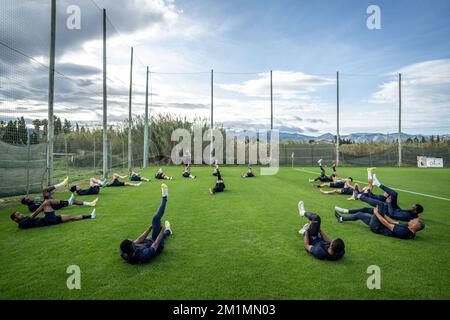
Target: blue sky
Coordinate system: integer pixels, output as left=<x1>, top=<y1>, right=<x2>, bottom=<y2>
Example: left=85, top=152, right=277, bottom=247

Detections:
left=2, top=0, right=450, bottom=135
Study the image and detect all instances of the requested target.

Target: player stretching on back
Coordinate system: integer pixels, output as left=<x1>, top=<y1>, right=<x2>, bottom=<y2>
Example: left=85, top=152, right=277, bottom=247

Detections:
left=312, top=177, right=353, bottom=190
left=104, top=173, right=142, bottom=187
left=344, top=170, right=424, bottom=221
left=209, top=169, right=225, bottom=195
left=22, top=194, right=97, bottom=212
left=297, top=201, right=345, bottom=261
left=182, top=164, right=196, bottom=179
left=155, top=168, right=173, bottom=180
left=334, top=204, right=424, bottom=240
left=10, top=199, right=96, bottom=229
left=241, top=166, right=255, bottom=178
left=309, top=159, right=338, bottom=183
left=70, top=177, right=103, bottom=196
left=119, top=184, right=173, bottom=264
left=130, top=171, right=151, bottom=182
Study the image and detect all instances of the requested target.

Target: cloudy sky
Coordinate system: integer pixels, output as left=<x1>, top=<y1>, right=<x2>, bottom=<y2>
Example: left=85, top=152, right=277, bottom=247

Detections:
left=1, top=0, right=450, bottom=135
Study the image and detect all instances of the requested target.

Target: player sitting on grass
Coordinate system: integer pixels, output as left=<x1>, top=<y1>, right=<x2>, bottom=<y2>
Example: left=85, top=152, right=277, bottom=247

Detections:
left=334, top=204, right=424, bottom=240
left=212, top=161, right=219, bottom=176
left=241, top=166, right=255, bottom=178
left=104, top=173, right=142, bottom=187
left=10, top=199, right=96, bottom=229
left=182, top=164, right=196, bottom=179
left=209, top=169, right=225, bottom=195
left=309, top=159, right=337, bottom=183
left=130, top=170, right=150, bottom=182
left=155, top=168, right=173, bottom=180
left=298, top=201, right=345, bottom=261
left=70, top=177, right=103, bottom=196
left=119, top=184, right=173, bottom=264
left=22, top=194, right=97, bottom=212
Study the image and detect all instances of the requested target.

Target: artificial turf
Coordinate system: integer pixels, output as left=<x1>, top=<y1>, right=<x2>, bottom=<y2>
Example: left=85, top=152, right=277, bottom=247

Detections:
left=0, top=166, right=449, bottom=299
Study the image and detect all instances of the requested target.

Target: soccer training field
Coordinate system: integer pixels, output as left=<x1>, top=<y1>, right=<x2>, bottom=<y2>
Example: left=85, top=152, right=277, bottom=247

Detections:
left=1, top=166, right=449, bottom=300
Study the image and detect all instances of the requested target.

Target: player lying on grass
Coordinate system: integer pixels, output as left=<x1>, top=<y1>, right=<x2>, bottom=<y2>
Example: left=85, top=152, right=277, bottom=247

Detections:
left=209, top=169, right=225, bottom=195
left=334, top=204, right=424, bottom=240
left=313, top=177, right=353, bottom=190
left=241, top=166, right=255, bottom=178
left=130, top=171, right=150, bottom=182
left=298, top=201, right=345, bottom=261
left=347, top=172, right=423, bottom=221
left=319, top=180, right=356, bottom=197
left=38, top=176, right=69, bottom=199
left=309, top=159, right=338, bottom=183
left=70, top=177, right=103, bottom=196
left=182, top=164, right=196, bottom=179
left=119, top=184, right=173, bottom=264
left=22, top=194, right=97, bottom=212
left=155, top=168, right=173, bottom=180
left=10, top=199, right=96, bottom=229
left=21, top=177, right=95, bottom=211
left=104, top=173, right=142, bottom=187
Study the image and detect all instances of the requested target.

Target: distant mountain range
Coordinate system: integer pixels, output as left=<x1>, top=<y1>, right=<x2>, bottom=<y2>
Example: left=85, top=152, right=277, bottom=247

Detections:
left=278, top=132, right=450, bottom=143
left=225, top=128, right=449, bottom=143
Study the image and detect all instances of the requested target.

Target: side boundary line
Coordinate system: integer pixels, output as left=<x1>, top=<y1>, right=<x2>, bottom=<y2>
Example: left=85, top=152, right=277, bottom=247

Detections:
left=295, top=168, right=450, bottom=202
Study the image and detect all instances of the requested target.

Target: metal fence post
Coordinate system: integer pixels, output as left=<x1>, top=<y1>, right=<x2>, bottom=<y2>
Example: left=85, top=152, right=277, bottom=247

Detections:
left=26, top=131, right=31, bottom=196
left=47, top=0, right=56, bottom=186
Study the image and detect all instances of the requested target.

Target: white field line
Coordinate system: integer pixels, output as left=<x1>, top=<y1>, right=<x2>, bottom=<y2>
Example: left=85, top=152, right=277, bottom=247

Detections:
left=295, top=168, right=450, bottom=202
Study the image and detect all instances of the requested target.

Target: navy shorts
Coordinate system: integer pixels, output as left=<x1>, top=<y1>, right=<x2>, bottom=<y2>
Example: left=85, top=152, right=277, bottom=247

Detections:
left=130, top=175, right=142, bottom=181
left=78, top=186, right=100, bottom=196
left=51, top=200, right=69, bottom=210
left=330, top=182, right=345, bottom=188
left=155, top=173, right=164, bottom=179
left=109, top=179, right=125, bottom=187
left=44, top=211, right=62, bottom=226
left=182, top=172, right=190, bottom=177
left=340, top=188, right=354, bottom=195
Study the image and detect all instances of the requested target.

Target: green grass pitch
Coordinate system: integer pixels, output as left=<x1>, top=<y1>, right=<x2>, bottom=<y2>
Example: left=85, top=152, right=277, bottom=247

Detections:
left=1, top=166, right=449, bottom=299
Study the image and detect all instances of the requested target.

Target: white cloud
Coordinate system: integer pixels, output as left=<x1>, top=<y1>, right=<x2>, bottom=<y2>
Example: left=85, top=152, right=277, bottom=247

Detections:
left=219, top=71, right=335, bottom=99
left=369, top=59, right=450, bottom=131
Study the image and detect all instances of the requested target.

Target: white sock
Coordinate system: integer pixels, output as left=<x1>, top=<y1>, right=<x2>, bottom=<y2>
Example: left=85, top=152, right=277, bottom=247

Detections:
left=367, top=171, right=373, bottom=181
left=54, top=181, right=65, bottom=189
left=372, top=174, right=381, bottom=187
left=83, top=201, right=91, bottom=206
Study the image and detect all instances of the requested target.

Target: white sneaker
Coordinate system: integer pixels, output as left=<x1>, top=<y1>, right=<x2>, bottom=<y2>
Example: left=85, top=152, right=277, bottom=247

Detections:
left=299, top=223, right=310, bottom=235
left=308, top=178, right=315, bottom=183
left=317, top=159, right=323, bottom=166
left=161, top=184, right=169, bottom=197
left=334, top=206, right=348, bottom=214
left=165, top=220, right=173, bottom=235
left=68, top=194, right=74, bottom=206
left=90, top=209, right=96, bottom=219
left=298, top=201, right=306, bottom=217
left=372, top=174, right=381, bottom=187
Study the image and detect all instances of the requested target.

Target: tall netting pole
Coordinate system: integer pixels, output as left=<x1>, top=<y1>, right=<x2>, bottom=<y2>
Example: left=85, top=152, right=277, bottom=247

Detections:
left=143, top=66, right=149, bottom=168
left=211, top=69, right=214, bottom=129
left=270, top=70, right=273, bottom=130
left=47, top=0, right=56, bottom=186
left=210, top=69, right=214, bottom=164
left=336, top=71, right=340, bottom=166
left=128, top=47, right=133, bottom=171
left=398, top=73, right=402, bottom=167
left=102, top=8, right=108, bottom=178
